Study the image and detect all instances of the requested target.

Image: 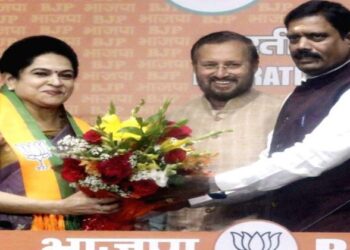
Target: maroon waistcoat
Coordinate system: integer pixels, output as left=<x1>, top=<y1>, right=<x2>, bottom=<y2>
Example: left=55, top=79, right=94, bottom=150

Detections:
left=262, top=62, right=350, bottom=231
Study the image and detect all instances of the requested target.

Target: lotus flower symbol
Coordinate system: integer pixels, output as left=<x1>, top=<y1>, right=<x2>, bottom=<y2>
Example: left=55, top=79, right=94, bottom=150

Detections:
left=15, top=140, right=52, bottom=171
left=231, top=231, right=282, bottom=250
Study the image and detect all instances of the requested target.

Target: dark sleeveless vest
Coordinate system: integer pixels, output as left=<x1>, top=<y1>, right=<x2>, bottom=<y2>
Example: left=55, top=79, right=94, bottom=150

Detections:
left=262, top=61, right=350, bottom=231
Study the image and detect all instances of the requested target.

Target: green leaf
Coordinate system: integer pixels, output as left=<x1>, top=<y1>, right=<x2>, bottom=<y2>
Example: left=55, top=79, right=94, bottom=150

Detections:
left=145, top=113, right=162, bottom=124
left=160, top=99, right=171, bottom=113
left=173, top=119, right=188, bottom=126
left=108, top=102, right=116, bottom=115
left=131, top=99, right=145, bottom=116
left=193, top=129, right=233, bottom=141
left=144, top=99, right=171, bottom=124
left=96, top=116, right=102, bottom=126
left=135, top=117, right=143, bottom=127
left=118, top=126, right=143, bottom=135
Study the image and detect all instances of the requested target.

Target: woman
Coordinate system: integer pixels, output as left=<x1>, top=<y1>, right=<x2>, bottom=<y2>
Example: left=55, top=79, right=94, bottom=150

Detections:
left=0, top=35, right=119, bottom=230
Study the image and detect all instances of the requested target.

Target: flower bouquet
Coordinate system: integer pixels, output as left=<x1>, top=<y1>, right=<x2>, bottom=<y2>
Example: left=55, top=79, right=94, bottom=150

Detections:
left=56, top=100, right=221, bottom=230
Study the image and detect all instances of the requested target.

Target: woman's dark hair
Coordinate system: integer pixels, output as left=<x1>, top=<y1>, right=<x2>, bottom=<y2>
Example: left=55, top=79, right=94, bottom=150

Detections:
left=284, top=0, right=350, bottom=38
left=191, top=31, right=259, bottom=64
left=0, top=35, right=79, bottom=78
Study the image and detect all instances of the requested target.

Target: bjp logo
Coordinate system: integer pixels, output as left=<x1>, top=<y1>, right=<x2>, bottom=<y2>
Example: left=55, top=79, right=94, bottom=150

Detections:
left=215, top=220, right=298, bottom=250
left=167, top=0, right=257, bottom=14
left=231, top=232, right=282, bottom=250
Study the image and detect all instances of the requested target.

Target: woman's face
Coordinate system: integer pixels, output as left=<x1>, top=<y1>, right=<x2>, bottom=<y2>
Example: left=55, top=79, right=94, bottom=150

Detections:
left=7, top=53, right=75, bottom=109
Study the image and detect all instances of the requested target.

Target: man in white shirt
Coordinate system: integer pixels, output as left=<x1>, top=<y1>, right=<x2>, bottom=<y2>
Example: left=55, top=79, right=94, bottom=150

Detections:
left=153, top=0, right=350, bottom=232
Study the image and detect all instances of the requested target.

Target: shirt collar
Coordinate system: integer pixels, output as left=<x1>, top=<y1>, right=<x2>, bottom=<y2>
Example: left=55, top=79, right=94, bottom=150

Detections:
left=306, top=59, right=350, bottom=81
left=201, top=89, right=259, bottom=116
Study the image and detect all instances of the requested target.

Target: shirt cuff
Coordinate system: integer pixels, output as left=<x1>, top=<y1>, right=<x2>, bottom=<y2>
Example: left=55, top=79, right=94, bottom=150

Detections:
left=188, top=194, right=213, bottom=207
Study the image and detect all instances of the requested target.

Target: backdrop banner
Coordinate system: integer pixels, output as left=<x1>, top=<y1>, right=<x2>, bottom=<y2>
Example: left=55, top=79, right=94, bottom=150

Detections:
left=2, top=220, right=350, bottom=250
left=1, top=0, right=348, bottom=122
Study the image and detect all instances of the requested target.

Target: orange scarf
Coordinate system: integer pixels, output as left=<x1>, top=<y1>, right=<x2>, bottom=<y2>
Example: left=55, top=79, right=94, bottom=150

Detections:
left=0, top=85, right=90, bottom=230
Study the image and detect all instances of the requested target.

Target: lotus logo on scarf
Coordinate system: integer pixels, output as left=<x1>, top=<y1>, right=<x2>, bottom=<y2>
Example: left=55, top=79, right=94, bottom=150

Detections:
left=167, top=0, right=257, bottom=14
left=215, top=220, right=298, bottom=250
left=16, top=140, right=52, bottom=171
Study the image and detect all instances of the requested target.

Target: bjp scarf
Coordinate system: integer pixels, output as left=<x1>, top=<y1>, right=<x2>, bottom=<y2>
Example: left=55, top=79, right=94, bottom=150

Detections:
left=0, top=85, right=90, bottom=230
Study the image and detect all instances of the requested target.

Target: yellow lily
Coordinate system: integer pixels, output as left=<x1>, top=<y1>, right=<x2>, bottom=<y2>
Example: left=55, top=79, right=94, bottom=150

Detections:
left=115, top=117, right=142, bottom=141
left=98, top=113, right=121, bottom=133
left=98, top=114, right=143, bottom=141
left=160, top=138, right=191, bottom=153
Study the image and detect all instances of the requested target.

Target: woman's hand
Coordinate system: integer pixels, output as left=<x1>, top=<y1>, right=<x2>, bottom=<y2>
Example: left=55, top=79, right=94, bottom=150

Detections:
left=57, top=191, right=120, bottom=215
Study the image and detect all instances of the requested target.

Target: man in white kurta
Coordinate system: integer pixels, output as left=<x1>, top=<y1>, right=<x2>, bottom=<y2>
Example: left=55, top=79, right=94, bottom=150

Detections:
left=163, top=31, right=282, bottom=231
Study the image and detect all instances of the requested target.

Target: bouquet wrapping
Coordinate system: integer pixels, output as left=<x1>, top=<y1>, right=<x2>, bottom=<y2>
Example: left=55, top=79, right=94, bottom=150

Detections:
left=57, top=101, right=220, bottom=230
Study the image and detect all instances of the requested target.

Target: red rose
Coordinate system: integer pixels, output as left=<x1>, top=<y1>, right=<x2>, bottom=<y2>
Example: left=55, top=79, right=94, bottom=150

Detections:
left=97, top=153, right=132, bottom=184
left=164, top=148, right=187, bottom=164
left=164, top=121, right=192, bottom=139
left=61, top=158, right=86, bottom=182
left=130, top=179, right=159, bottom=197
left=83, top=129, right=102, bottom=144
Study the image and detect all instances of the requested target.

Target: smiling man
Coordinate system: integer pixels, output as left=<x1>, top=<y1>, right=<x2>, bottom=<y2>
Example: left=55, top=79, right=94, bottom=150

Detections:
left=193, top=33, right=258, bottom=110
left=186, top=0, right=350, bottom=232
left=149, top=0, right=350, bottom=232
left=160, top=31, right=282, bottom=231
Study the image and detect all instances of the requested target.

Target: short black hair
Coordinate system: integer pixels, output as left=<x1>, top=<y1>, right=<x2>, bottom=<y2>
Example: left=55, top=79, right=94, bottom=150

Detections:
left=191, top=31, right=259, bottom=64
left=0, top=35, right=79, bottom=78
left=284, top=0, right=350, bottom=38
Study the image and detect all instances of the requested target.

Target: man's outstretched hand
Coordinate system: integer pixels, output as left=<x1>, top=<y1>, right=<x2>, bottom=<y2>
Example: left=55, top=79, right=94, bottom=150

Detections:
left=143, top=175, right=211, bottom=211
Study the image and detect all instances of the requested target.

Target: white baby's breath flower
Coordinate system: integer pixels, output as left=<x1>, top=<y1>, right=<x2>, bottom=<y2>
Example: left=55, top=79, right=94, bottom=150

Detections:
left=100, top=153, right=110, bottom=160
left=56, top=135, right=92, bottom=157
left=131, top=169, right=168, bottom=187
left=90, top=146, right=104, bottom=156
left=129, top=154, right=137, bottom=168
left=77, top=176, right=131, bottom=197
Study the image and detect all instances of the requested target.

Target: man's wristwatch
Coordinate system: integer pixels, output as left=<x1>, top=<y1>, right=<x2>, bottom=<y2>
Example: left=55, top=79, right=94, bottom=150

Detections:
left=208, top=191, right=227, bottom=199
left=208, top=177, right=227, bottom=199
